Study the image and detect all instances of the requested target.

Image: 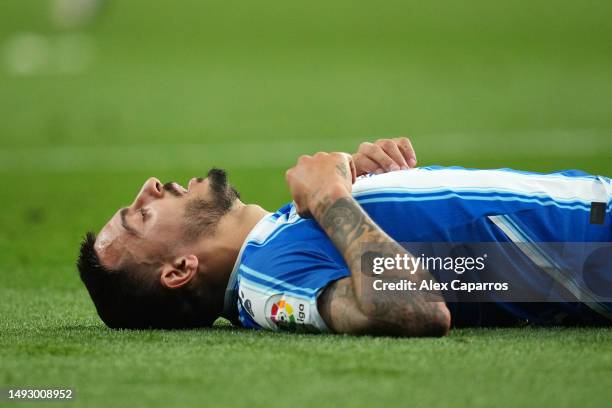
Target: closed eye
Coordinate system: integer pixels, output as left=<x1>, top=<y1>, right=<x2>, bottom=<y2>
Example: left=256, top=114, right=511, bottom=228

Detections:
left=140, top=207, right=148, bottom=220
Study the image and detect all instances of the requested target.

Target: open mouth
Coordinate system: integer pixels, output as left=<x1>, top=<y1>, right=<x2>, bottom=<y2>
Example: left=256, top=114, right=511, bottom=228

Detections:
left=174, top=182, right=188, bottom=194
left=163, top=176, right=207, bottom=196
left=163, top=181, right=188, bottom=197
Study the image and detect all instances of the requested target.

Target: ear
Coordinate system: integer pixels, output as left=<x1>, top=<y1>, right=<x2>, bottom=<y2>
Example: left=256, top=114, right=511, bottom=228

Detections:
left=160, top=255, right=199, bottom=289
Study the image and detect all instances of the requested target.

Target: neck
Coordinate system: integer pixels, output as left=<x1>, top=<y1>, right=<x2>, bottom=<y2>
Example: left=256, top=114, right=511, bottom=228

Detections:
left=218, top=202, right=271, bottom=255
left=193, top=202, right=270, bottom=317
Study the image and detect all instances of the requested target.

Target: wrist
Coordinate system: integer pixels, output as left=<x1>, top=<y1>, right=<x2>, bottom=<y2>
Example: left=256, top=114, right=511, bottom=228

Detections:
left=310, top=183, right=352, bottom=219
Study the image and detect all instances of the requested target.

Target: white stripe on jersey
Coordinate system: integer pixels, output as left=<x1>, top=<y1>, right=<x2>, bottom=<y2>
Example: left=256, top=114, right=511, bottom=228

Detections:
left=352, top=168, right=611, bottom=204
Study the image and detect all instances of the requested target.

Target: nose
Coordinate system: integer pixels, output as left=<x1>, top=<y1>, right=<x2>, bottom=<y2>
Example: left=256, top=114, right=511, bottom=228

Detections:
left=132, top=177, right=163, bottom=208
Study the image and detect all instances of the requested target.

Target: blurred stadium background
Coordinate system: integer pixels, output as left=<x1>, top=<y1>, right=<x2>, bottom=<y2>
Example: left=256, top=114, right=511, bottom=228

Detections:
left=1, top=1, right=611, bottom=407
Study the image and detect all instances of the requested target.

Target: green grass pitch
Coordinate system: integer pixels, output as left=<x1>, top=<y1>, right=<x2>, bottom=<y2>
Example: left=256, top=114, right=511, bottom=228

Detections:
left=1, top=1, right=612, bottom=407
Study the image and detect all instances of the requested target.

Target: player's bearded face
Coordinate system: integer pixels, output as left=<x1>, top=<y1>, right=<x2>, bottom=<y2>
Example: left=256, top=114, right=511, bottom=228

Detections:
left=181, top=168, right=240, bottom=242
left=95, top=168, right=241, bottom=271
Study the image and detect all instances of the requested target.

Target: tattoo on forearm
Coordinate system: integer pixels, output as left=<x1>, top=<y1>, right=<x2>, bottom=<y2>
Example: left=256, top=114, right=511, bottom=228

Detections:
left=316, top=195, right=447, bottom=336
left=320, top=197, right=375, bottom=253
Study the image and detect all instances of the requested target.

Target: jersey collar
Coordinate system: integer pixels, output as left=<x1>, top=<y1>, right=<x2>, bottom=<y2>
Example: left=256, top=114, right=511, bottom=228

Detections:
left=222, top=209, right=286, bottom=322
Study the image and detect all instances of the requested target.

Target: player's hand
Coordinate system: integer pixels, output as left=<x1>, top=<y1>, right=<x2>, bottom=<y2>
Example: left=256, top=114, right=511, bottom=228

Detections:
left=285, top=152, right=356, bottom=218
left=352, top=137, right=417, bottom=176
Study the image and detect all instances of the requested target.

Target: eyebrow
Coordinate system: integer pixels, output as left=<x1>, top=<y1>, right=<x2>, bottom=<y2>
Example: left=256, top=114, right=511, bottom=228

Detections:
left=119, top=207, right=140, bottom=236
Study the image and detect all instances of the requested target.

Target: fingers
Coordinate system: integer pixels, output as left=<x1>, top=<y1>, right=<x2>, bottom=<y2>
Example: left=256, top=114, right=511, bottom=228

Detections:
left=378, top=139, right=409, bottom=170
left=336, top=152, right=357, bottom=183
left=358, top=142, right=398, bottom=172
left=286, top=151, right=354, bottom=218
left=352, top=153, right=380, bottom=176
left=285, top=166, right=311, bottom=218
left=347, top=154, right=357, bottom=183
left=394, top=137, right=417, bottom=168
left=357, top=138, right=417, bottom=174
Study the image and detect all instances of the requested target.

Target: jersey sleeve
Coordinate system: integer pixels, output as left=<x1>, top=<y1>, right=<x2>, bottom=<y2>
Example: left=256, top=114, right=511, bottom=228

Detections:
left=235, top=241, right=350, bottom=333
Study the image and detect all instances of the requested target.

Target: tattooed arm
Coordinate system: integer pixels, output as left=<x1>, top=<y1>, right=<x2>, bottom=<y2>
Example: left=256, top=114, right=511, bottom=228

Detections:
left=285, top=152, right=450, bottom=337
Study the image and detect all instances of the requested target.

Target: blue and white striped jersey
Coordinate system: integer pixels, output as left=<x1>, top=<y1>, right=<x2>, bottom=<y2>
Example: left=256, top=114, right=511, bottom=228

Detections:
left=223, top=166, right=612, bottom=332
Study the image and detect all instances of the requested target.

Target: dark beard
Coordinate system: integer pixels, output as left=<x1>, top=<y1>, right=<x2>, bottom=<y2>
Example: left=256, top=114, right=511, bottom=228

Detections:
left=183, top=168, right=240, bottom=241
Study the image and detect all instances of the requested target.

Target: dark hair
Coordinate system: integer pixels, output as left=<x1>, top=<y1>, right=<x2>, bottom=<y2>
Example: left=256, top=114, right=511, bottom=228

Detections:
left=77, top=232, right=215, bottom=329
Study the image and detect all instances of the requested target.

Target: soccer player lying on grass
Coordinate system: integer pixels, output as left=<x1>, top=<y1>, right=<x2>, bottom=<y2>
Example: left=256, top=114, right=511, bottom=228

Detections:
left=77, top=138, right=612, bottom=336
